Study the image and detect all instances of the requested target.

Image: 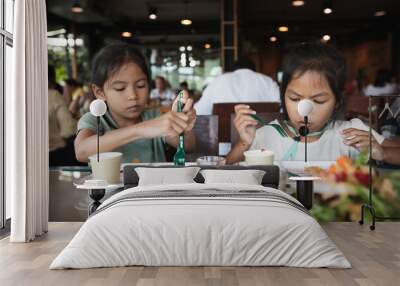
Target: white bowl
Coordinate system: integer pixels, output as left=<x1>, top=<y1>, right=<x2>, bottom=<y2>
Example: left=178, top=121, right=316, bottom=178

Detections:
left=244, top=149, right=274, bottom=165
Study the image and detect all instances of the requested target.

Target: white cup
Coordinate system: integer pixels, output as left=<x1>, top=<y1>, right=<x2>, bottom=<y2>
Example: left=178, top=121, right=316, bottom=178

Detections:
left=89, top=152, right=122, bottom=184
left=244, top=149, right=274, bottom=165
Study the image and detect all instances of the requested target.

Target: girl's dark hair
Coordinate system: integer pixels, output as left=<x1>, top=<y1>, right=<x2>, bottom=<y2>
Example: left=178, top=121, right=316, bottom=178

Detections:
left=280, top=42, right=346, bottom=120
left=91, top=43, right=150, bottom=88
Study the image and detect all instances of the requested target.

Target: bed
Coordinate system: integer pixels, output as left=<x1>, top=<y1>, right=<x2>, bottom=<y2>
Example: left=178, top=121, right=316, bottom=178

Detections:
left=50, top=165, right=350, bottom=269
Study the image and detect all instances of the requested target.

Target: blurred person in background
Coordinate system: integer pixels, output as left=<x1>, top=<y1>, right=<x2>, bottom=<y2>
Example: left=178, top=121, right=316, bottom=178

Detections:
left=179, top=81, right=200, bottom=102
left=194, top=57, right=280, bottom=115
left=179, top=81, right=189, bottom=92
left=364, top=69, right=398, bottom=96
left=150, top=76, right=176, bottom=106
left=48, top=66, right=63, bottom=95
left=48, top=66, right=78, bottom=166
left=63, top=78, right=80, bottom=106
left=69, top=85, right=95, bottom=118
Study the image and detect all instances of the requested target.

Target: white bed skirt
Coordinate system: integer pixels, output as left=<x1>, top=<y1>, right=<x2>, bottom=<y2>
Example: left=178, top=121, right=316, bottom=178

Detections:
left=50, top=183, right=351, bottom=269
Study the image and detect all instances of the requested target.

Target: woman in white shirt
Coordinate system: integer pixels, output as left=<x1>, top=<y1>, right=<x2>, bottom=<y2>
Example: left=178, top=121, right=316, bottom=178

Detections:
left=226, top=42, right=385, bottom=164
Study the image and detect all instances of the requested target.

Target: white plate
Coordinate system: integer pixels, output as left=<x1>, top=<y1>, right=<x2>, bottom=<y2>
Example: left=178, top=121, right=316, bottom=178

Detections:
left=238, top=161, right=277, bottom=166
left=277, top=160, right=334, bottom=169
left=238, top=160, right=334, bottom=174
left=288, top=176, right=321, bottom=181
left=121, top=162, right=198, bottom=170
left=75, top=182, right=124, bottom=190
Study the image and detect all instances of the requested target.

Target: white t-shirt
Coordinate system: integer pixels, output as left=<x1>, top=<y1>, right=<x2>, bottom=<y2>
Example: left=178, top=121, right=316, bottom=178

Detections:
left=150, top=88, right=175, bottom=105
left=363, top=83, right=397, bottom=96
left=250, top=118, right=385, bottom=161
left=194, top=69, right=280, bottom=115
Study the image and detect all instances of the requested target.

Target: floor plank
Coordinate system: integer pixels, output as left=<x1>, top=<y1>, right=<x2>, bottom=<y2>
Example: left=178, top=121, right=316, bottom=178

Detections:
left=0, top=222, right=399, bottom=286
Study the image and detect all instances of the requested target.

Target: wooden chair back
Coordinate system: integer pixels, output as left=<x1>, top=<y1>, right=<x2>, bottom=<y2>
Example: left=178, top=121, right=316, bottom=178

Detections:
left=185, top=115, right=219, bottom=162
left=212, top=102, right=281, bottom=142
left=230, top=112, right=284, bottom=145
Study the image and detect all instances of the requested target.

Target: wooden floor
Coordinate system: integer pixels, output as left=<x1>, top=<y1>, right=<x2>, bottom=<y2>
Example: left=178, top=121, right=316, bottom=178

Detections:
left=0, top=222, right=399, bottom=286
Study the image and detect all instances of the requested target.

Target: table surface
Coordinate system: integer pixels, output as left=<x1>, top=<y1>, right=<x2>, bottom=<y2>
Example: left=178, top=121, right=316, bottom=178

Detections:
left=49, top=164, right=398, bottom=222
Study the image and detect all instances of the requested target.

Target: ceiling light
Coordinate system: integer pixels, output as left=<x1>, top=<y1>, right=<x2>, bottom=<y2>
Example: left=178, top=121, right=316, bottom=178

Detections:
left=269, top=36, right=277, bottom=42
left=278, top=26, right=289, bottom=32
left=322, top=34, right=331, bottom=42
left=148, top=7, right=157, bottom=20
left=179, top=46, right=186, bottom=52
left=181, top=0, right=192, bottom=26
left=323, top=0, right=333, bottom=14
left=47, top=28, right=67, bottom=37
left=204, top=43, right=211, bottom=49
left=374, top=10, right=386, bottom=17
left=292, top=0, right=305, bottom=7
left=187, top=45, right=192, bottom=51
left=71, top=0, right=83, bottom=13
left=181, top=18, right=192, bottom=26
left=121, top=31, right=132, bottom=38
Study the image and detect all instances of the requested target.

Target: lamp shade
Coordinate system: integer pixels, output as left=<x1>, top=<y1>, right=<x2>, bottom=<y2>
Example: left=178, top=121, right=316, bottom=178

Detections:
left=298, top=99, right=314, bottom=117
left=90, top=99, right=107, bottom=117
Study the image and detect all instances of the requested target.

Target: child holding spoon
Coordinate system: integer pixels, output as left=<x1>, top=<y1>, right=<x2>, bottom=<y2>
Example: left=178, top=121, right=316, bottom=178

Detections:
left=75, top=44, right=196, bottom=163
left=226, top=42, right=385, bottom=164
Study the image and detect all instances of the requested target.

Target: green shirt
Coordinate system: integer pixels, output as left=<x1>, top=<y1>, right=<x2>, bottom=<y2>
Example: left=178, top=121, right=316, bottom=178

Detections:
left=77, top=109, right=166, bottom=163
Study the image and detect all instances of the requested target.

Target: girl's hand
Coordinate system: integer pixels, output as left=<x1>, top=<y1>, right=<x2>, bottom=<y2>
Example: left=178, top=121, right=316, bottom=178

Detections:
left=171, top=90, right=196, bottom=132
left=140, top=111, right=191, bottom=138
left=341, top=128, right=384, bottom=161
left=233, top=104, right=258, bottom=147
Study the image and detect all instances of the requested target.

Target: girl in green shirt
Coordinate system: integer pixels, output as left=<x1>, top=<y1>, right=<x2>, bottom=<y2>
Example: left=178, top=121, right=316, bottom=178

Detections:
left=75, top=44, right=196, bottom=163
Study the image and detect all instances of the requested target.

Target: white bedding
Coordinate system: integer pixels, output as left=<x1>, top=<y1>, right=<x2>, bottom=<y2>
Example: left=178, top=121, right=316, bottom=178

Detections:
left=50, top=183, right=351, bottom=269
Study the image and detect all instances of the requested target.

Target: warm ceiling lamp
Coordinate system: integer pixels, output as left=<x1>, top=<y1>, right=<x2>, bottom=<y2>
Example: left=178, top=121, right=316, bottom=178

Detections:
left=270, top=36, right=277, bottom=42
left=322, top=34, right=331, bottom=42
left=71, top=0, right=83, bottom=13
left=374, top=10, right=386, bottom=17
left=181, top=18, right=192, bottom=26
left=121, top=31, right=132, bottom=38
left=204, top=43, right=211, bottom=49
left=292, top=0, right=305, bottom=7
left=323, top=0, right=333, bottom=14
left=181, top=0, right=192, bottom=26
left=278, top=26, right=289, bottom=32
left=148, top=7, right=157, bottom=20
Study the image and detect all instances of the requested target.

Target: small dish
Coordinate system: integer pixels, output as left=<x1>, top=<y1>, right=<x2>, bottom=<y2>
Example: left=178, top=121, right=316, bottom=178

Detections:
left=196, top=156, right=226, bottom=166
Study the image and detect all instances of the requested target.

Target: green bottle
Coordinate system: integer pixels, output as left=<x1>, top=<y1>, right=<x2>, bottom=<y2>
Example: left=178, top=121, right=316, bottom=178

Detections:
left=173, top=92, right=186, bottom=166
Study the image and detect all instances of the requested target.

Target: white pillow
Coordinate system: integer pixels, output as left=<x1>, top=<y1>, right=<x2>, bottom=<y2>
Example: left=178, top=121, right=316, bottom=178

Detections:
left=135, top=167, right=201, bottom=186
left=200, top=169, right=266, bottom=185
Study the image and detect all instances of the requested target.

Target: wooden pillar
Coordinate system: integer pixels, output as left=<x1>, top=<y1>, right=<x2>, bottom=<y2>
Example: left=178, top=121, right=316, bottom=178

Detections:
left=64, top=33, right=72, bottom=79
left=71, top=22, right=78, bottom=80
left=221, top=0, right=238, bottom=72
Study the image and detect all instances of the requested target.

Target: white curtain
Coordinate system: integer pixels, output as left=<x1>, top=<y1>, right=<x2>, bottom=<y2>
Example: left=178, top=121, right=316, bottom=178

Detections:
left=7, top=0, right=49, bottom=242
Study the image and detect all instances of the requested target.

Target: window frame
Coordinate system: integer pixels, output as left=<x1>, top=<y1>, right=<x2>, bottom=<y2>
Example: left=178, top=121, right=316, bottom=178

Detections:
left=0, top=0, right=13, bottom=230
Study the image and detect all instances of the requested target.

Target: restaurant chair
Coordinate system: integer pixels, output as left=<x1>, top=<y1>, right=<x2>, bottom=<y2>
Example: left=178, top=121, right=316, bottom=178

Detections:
left=345, top=94, right=380, bottom=129
left=213, top=102, right=281, bottom=143
left=185, top=115, right=219, bottom=162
